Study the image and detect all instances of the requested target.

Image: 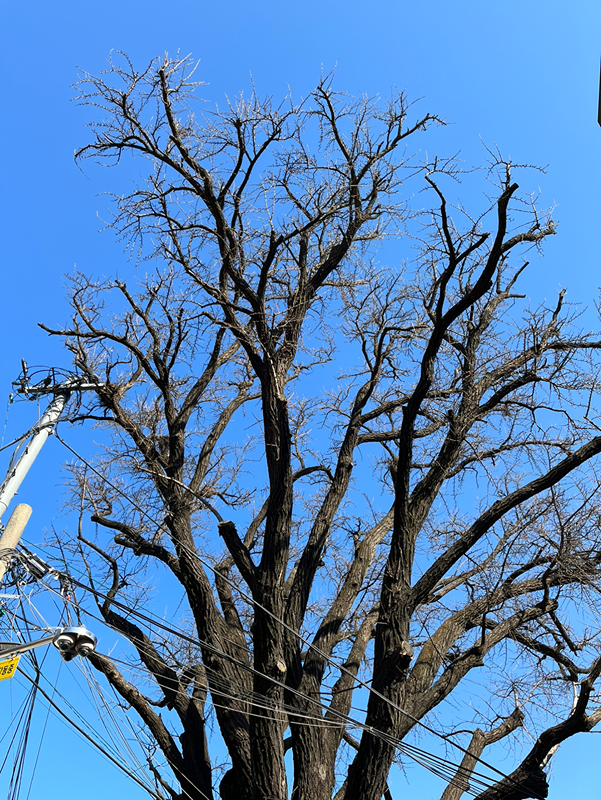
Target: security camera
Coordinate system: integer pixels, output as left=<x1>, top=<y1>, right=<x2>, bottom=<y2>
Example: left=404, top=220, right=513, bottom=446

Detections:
left=52, top=626, right=97, bottom=661
left=53, top=633, right=76, bottom=652
left=74, top=631, right=97, bottom=658
left=60, top=650, right=77, bottom=662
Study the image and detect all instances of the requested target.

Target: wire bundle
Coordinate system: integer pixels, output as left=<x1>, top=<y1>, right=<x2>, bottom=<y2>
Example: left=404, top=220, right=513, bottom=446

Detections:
left=0, top=425, right=544, bottom=800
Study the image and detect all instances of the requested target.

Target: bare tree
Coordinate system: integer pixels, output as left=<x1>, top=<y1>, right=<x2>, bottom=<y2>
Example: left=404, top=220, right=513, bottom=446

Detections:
left=40, top=53, right=601, bottom=800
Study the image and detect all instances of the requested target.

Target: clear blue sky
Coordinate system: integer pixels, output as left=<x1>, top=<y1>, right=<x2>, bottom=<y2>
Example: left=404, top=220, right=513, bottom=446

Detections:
left=1, top=1, right=600, bottom=798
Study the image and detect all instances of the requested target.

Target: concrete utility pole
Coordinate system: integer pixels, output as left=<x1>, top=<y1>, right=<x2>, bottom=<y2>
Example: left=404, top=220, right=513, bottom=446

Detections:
left=0, top=374, right=100, bottom=671
left=0, top=386, right=71, bottom=521
left=0, top=503, right=32, bottom=583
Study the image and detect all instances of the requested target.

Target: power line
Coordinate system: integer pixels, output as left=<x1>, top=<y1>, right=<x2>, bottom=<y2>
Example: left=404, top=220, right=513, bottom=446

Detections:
left=55, top=432, right=540, bottom=798
left=34, top=569, right=512, bottom=798
left=105, top=654, right=498, bottom=797
left=17, top=666, right=165, bottom=799
left=1, top=588, right=218, bottom=800
left=3, top=542, right=513, bottom=798
left=2, top=564, right=499, bottom=798
left=0, top=592, right=166, bottom=799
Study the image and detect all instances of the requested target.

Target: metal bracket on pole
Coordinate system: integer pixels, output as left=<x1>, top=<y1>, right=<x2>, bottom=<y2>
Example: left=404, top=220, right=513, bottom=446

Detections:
left=0, top=625, right=97, bottom=661
left=0, top=634, right=57, bottom=658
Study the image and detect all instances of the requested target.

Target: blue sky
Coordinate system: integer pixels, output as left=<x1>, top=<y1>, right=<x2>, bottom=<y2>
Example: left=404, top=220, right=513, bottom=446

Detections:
left=1, top=1, right=600, bottom=798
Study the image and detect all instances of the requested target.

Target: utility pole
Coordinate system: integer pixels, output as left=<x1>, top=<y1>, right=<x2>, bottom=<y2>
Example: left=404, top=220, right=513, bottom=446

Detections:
left=0, top=387, right=71, bottom=522
left=0, top=371, right=102, bottom=523
left=0, top=503, right=32, bottom=583
left=0, top=370, right=100, bottom=674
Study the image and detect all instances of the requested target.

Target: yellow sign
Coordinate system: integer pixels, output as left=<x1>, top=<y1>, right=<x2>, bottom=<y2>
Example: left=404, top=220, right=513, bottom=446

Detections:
left=0, top=656, right=20, bottom=681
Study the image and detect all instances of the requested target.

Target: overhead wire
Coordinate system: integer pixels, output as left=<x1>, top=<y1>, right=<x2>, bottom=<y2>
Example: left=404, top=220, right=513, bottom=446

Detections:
left=2, top=564, right=493, bottom=800
left=0, top=394, right=13, bottom=449
left=4, top=551, right=506, bottom=799
left=0, top=431, right=36, bottom=457
left=0, top=412, right=532, bottom=799
left=12, top=597, right=166, bottom=796
left=34, top=569, right=510, bottom=798
left=74, top=652, right=220, bottom=800
left=8, top=532, right=515, bottom=799
left=0, top=588, right=167, bottom=800
left=54, top=431, right=540, bottom=798
left=74, top=658, right=156, bottom=783
left=0, top=600, right=200, bottom=799
left=103, top=653, right=498, bottom=797
left=1, top=585, right=220, bottom=800
left=5, top=683, right=37, bottom=800
left=16, top=666, right=165, bottom=800
left=0, top=609, right=47, bottom=800
left=0, top=684, right=36, bottom=782
left=22, top=663, right=53, bottom=800
left=8, top=652, right=51, bottom=800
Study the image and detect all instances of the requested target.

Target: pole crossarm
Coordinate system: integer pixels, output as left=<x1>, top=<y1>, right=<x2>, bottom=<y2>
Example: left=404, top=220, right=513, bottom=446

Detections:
left=0, top=374, right=103, bottom=522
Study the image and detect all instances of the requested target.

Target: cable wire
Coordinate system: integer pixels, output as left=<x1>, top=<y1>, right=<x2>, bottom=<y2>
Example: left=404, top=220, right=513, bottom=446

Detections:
left=4, top=536, right=516, bottom=799
left=55, top=432, right=540, bottom=798
left=0, top=419, right=533, bottom=798
left=3, top=551, right=510, bottom=799
left=16, top=666, right=164, bottom=800
left=36, top=571, right=511, bottom=798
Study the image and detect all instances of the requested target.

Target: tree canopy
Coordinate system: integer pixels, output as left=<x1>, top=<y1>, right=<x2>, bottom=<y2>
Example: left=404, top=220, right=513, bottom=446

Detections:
left=39, top=53, right=601, bottom=800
